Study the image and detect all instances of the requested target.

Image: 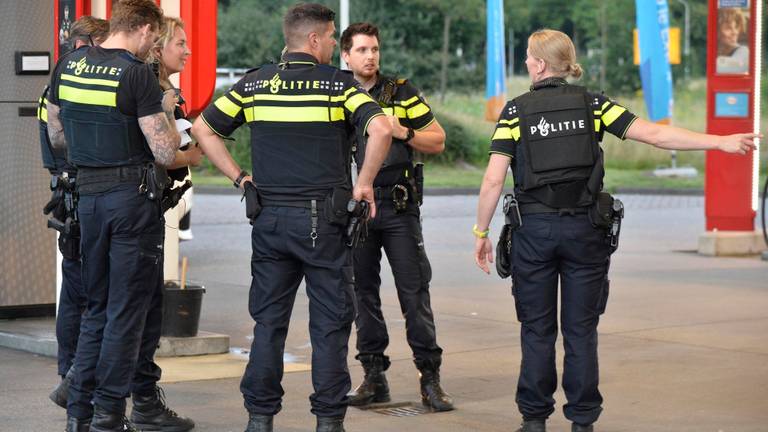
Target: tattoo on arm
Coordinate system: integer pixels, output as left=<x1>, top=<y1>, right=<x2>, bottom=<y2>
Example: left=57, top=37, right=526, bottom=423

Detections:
left=139, top=112, right=180, bottom=167
left=47, top=103, right=67, bottom=150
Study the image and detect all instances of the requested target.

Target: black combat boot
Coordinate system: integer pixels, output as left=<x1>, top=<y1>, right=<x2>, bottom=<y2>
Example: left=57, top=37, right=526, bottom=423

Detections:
left=415, top=358, right=454, bottom=412
left=65, top=415, right=90, bottom=432
left=514, top=419, right=546, bottom=432
left=244, top=413, right=273, bottom=432
left=130, top=386, right=195, bottom=431
left=347, top=354, right=391, bottom=406
left=90, top=405, right=138, bottom=432
left=51, top=367, right=75, bottom=409
left=316, top=416, right=345, bottom=432
left=572, top=423, right=593, bottom=432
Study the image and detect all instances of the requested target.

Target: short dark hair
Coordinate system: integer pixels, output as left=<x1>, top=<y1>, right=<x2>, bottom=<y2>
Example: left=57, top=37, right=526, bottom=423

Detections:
left=110, top=0, right=164, bottom=35
left=69, top=16, right=109, bottom=46
left=340, top=22, right=379, bottom=53
left=283, top=3, right=336, bottom=49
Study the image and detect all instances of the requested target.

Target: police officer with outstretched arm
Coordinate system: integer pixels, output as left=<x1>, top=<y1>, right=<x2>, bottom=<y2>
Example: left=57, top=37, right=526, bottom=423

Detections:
left=47, top=1, right=195, bottom=431
left=339, top=22, right=454, bottom=412
left=191, top=4, right=391, bottom=432
left=38, top=15, right=109, bottom=409
left=473, top=29, right=758, bottom=432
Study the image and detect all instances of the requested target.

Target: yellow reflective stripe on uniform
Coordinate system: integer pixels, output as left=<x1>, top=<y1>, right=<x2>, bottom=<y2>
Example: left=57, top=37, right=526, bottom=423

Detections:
left=602, top=105, right=626, bottom=126
left=382, top=107, right=394, bottom=116
left=498, top=118, right=519, bottom=126
left=59, top=85, right=116, bottom=107
left=406, top=103, right=430, bottom=119
left=344, top=92, right=374, bottom=114
left=602, top=101, right=611, bottom=110
left=593, top=110, right=602, bottom=116
left=60, top=73, right=119, bottom=88
left=344, top=87, right=357, bottom=98
left=240, top=94, right=350, bottom=104
left=39, top=106, right=48, bottom=122
left=494, top=126, right=521, bottom=140
left=229, top=90, right=245, bottom=103
left=39, top=97, right=48, bottom=122
left=245, top=106, right=345, bottom=122
left=399, top=95, right=420, bottom=106
left=594, top=119, right=601, bottom=132
left=214, top=95, right=242, bottom=118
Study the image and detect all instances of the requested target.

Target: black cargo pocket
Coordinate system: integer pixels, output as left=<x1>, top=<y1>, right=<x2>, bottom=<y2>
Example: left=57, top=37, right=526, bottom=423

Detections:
left=511, top=276, right=525, bottom=323
left=415, top=230, right=432, bottom=285
left=340, top=265, right=356, bottom=321
left=597, top=278, right=610, bottom=315
left=136, top=234, right=163, bottom=292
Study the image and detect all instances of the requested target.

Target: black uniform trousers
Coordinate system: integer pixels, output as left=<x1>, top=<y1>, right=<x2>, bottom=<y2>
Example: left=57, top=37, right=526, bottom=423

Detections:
left=67, top=184, right=164, bottom=420
left=240, top=206, right=355, bottom=418
left=56, top=255, right=86, bottom=376
left=511, top=213, right=610, bottom=426
left=353, top=198, right=442, bottom=363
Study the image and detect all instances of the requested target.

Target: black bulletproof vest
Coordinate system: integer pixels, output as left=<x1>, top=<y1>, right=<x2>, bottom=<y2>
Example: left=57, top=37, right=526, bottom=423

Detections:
left=38, top=86, right=65, bottom=172
left=354, top=76, right=413, bottom=186
left=514, top=84, right=603, bottom=208
left=58, top=48, right=152, bottom=168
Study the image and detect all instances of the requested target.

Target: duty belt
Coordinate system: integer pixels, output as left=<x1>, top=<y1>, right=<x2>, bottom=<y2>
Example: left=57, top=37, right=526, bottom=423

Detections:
left=77, top=165, right=144, bottom=186
left=519, top=202, right=588, bottom=215
left=260, top=198, right=314, bottom=208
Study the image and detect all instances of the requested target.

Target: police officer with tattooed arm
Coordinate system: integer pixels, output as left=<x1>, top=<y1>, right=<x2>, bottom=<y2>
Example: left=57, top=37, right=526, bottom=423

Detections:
left=473, top=29, right=758, bottom=432
left=339, top=22, right=454, bottom=412
left=192, top=4, right=391, bottom=432
left=47, top=1, right=196, bottom=431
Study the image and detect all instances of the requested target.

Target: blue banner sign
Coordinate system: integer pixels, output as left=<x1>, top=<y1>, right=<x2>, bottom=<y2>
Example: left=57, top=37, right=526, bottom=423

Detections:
left=635, top=0, right=674, bottom=122
left=485, top=0, right=506, bottom=121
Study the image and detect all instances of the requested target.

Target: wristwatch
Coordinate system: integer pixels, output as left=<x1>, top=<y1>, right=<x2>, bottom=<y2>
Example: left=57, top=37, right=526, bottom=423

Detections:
left=233, top=170, right=249, bottom=188
left=404, top=127, right=415, bottom=142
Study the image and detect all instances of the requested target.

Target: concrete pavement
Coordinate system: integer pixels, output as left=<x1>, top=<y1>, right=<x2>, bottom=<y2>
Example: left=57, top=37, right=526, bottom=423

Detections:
left=1, top=193, right=766, bottom=431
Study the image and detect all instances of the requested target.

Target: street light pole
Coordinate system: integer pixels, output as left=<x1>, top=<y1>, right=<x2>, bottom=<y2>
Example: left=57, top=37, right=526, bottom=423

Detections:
left=340, top=0, right=349, bottom=69
left=674, top=0, right=690, bottom=81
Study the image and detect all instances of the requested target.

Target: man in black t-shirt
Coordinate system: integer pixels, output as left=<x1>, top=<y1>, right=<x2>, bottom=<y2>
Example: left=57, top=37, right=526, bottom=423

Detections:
left=46, top=2, right=193, bottom=431
left=339, top=22, right=454, bottom=412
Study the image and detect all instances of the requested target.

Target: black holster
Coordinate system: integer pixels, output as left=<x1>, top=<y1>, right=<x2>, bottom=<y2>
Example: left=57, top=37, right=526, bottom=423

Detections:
left=45, top=174, right=80, bottom=260
left=161, top=180, right=192, bottom=213
left=243, top=182, right=262, bottom=221
left=496, top=194, right=521, bottom=279
left=412, top=162, right=424, bottom=206
left=346, top=199, right=369, bottom=248
left=140, top=163, right=169, bottom=202
left=588, top=192, right=624, bottom=253
left=324, top=187, right=352, bottom=227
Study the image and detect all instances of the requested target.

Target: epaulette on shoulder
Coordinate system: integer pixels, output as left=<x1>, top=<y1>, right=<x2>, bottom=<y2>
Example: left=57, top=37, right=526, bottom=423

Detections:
left=246, top=65, right=265, bottom=74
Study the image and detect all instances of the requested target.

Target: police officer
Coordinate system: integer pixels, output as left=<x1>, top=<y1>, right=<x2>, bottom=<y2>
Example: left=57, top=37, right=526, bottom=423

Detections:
left=473, top=29, right=758, bottom=432
left=339, top=22, right=453, bottom=411
left=191, top=4, right=392, bottom=432
left=47, top=1, right=195, bottom=431
left=39, top=15, right=109, bottom=409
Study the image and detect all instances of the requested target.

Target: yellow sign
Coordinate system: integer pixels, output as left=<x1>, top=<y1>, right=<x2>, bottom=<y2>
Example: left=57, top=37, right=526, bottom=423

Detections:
left=634, top=27, right=681, bottom=65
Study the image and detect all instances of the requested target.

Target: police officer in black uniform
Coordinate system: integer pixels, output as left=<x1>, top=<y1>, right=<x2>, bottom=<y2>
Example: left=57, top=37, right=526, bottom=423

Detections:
left=473, top=29, right=757, bottom=432
left=191, top=4, right=392, bottom=432
left=339, top=22, right=453, bottom=412
left=47, top=1, right=195, bottom=431
left=39, top=15, right=109, bottom=409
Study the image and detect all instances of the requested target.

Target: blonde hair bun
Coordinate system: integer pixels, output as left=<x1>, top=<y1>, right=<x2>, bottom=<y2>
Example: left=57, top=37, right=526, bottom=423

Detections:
left=569, top=63, right=583, bottom=79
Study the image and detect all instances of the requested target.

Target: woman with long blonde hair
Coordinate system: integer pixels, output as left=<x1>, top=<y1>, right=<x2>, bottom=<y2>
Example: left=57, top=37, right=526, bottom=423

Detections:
left=473, top=29, right=757, bottom=432
left=148, top=17, right=202, bottom=239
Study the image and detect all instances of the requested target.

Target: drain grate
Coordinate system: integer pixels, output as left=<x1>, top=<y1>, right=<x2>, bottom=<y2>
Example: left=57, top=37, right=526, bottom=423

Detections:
left=368, top=402, right=430, bottom=417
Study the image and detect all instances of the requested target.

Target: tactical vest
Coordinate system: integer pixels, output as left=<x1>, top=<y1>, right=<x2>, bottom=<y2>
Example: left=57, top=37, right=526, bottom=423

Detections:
left=38, top=86, right=62, bottom=172
left=57, top=47, right=152, bottom=168
left=354, top=76, right=414, bottom=186
left=513, top=84, right=604, bottom=208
